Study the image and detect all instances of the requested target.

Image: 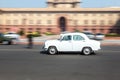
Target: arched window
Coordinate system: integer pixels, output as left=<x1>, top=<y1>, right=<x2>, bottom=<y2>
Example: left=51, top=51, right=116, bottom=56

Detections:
left=59, top=17, right=66, bottom=32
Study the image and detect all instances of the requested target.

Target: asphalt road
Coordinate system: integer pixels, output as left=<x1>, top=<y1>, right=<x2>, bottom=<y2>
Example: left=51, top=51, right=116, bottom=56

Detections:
left=0, top=44, right=120, bottom=80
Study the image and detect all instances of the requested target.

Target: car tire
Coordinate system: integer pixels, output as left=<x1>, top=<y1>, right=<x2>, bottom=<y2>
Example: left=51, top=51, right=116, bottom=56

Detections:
left=48, top=46, right=58, bottom=55
left=82, top=47, right=92, bottom=55
left=8, top=41, right=12, bottom=45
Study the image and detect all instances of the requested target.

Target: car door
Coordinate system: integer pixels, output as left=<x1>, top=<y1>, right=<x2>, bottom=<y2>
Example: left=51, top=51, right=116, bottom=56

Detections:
left=58, top=35, right=73, bottom=51
left=72, top=35, right=86, bottom=51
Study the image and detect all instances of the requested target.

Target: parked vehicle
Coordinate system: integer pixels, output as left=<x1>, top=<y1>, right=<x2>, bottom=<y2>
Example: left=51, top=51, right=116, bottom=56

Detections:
left=82, top=31, right=95, bottom=39
left=0, top=33, right=13, bottom=45
left=43, top=32, right=101, bottom=55
left=95, top=33, right=105, bottom=40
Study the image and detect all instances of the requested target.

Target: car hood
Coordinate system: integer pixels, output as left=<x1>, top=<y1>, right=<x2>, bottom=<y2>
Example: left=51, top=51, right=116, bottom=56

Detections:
left=45, top=39, right=60, bottom=44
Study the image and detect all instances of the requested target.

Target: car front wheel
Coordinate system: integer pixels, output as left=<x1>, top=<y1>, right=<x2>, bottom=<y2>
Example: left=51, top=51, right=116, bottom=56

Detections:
left=82, top=47, right=92, bottom=55
left=47, top=46, right=58, bottom=55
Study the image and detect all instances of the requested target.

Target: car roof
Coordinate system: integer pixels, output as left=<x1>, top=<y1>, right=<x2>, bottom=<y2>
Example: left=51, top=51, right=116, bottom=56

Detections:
left=61, top=32, right=82, bottom=34
left=60, top=32, right=87, bottom=37
left=60, top=32, right=89, bottom=40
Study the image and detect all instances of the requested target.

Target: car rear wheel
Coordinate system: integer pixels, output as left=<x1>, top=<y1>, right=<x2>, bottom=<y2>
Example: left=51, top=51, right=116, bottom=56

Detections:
left=48, top=46, right=58, bottom=55
left=82, top=47, right=92, bottom=55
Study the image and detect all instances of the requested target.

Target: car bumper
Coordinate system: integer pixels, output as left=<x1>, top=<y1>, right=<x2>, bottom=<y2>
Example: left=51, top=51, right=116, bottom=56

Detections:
left=42, top=45, right=48, bottom=51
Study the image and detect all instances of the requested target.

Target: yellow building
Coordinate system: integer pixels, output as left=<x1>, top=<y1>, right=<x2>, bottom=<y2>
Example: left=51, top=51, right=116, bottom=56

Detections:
left=0, top=0, right=120, bottom=34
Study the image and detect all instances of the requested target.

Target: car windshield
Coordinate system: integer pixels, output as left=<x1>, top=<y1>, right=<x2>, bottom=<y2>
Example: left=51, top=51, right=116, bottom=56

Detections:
left=58, top=36, right=62, bottom=40
left=62, top=35, right=71, bottom=41
left=58, top=35, right=72, bottom=41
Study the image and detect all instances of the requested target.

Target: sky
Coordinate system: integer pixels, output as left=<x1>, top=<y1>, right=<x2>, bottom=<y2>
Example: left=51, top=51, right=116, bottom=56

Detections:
left=0, top=0, right=120, bottom=8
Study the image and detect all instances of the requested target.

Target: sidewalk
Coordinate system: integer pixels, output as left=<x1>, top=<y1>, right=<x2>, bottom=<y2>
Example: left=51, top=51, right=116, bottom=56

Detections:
left=101, top=40, right=120, bottom=45
left=19, top=35, right=120, bottom=45
left=101, top=37, right=120, bottom=45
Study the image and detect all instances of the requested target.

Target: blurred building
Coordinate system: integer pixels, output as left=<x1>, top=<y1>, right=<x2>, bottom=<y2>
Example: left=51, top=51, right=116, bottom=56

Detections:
left=0, top=0, right=120, bottom=34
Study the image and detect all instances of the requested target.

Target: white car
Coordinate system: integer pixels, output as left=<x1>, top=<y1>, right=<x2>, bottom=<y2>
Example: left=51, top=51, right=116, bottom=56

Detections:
left=4, top=32, right=20, bottom=44
left=43, top=32, right=101, bottom=55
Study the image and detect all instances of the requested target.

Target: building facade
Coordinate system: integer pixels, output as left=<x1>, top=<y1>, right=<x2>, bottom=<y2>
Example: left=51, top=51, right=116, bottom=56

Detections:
left=0, top=0, right=120, bottom=34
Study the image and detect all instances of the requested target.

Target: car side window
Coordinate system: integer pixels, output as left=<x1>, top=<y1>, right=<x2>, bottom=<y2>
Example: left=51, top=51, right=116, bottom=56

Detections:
left=62, top=35, right=71, bottom=41
left=73, top=35, right=85, bottom=41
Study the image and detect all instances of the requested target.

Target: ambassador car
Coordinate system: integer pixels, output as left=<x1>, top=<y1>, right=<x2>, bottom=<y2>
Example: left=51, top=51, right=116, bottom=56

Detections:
left=43, top=32, right=101, bottom=55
